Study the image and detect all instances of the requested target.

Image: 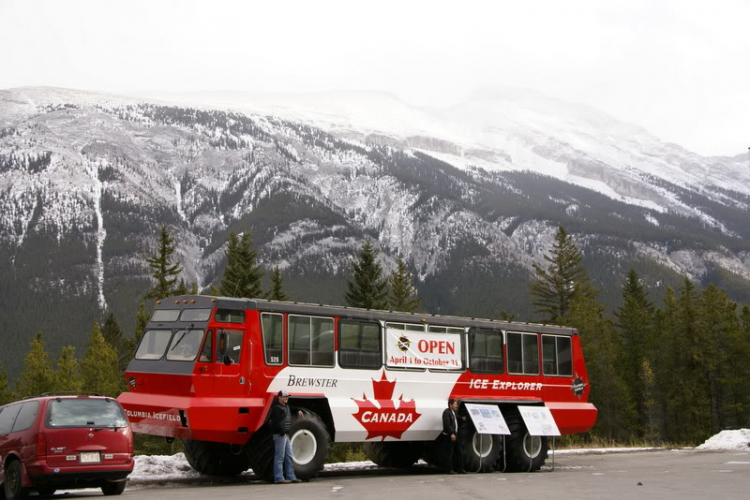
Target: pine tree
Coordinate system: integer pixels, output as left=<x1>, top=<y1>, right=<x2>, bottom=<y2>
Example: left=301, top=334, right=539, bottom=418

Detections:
left=81, top=323, right=123, bottom=397
left=102, top=312, right=130, bottom=372
left=17, top=331, right=56, bottom=398
left=345, top=242, right=389, bottom=310
left=134, top=302, right=149, bottom=343
left=388, top=258, right=420, bottom=312
left=266, top=267, right=288, bottom=301
left=56, top=346, right=83, bottom=393
left=220, top=231, right=264, bottom=298
left=0, top=361, right=15, bottom=405
left=145, top=225, right=183, bottom=300
left=529, top=226, right=591, bottom=323
left=614, top=269, right=654, bottom=436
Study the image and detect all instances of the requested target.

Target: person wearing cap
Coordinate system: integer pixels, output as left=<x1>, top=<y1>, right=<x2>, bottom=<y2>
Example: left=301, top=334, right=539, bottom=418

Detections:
left=268, top=390, right=303, bottom=484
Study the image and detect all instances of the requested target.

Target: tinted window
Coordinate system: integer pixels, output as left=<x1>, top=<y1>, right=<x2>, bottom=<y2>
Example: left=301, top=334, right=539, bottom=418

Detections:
left=11, top=401, right=39, bottom=433
left=0, top=404, right=22, bottom=434
left=339, top=321, right=382, bottom=369
left=289, top=315, right=334, bottom=367
left=215, top=309, right=245, bottom=324
left=46, top=399, right=128, bottom=428
left=219, top=330, right=243, bottom=364
left=543, top=335, right=572, bottom=376
left=507, top=332, right=539, bottom=375
left=469, top=328, right=503, bottom=374
left=261, top=313, right=283, bottom=365
left=135, top=329, right=173, bottom=360
left=151, top=310, right=180, bottom=322
left=180, top=309, right=211, bottom=322
left=166, top=329, right=206, bottom=361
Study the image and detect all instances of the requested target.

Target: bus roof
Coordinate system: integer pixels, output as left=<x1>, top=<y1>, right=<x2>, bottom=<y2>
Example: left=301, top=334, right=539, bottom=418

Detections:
left=154, top=295, right=578, bottom=336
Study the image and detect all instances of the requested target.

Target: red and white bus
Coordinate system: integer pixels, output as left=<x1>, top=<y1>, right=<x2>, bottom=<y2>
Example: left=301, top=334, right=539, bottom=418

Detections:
left=118, top=295, right=596, bottom=480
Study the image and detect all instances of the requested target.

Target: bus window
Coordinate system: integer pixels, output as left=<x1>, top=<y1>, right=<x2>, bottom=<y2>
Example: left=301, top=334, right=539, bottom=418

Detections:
left=507, top=332, right=539, bottom=375
left=151, top=310, right=180, bottom=322
left=219, top=330, right=243, bottom=365
left=199, top=330, right=213, bottom=362
left=215, top=309, right=245, bottom=324
left=542, top=335, right=572, bottom=376
left=339, top=321, right=382, bottom=370
left=135, top=330, right=173, bottom=360
left=469, top=328, right=503, bottom=374
left=180, top=309, right=212, bottom=322
left=166, top=329, right=206, bottom=362
left=289, top=315, right=334, bottom=367
left=261, top=313, right=283, bottom=365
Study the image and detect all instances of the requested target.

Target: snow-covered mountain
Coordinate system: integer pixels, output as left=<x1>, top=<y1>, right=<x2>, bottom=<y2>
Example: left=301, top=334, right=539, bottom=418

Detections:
left=1, top=86, right=748, bottom=375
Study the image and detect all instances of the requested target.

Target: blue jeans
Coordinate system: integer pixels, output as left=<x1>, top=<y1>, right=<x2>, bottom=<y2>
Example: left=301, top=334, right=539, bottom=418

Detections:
left=273, top=434, right=297, bottom=482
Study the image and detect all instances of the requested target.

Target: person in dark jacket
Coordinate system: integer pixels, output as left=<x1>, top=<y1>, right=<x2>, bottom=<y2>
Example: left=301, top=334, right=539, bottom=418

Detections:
left=268, top=390, right=303, bottom=483
left=440, top=398, right=466, bottom=474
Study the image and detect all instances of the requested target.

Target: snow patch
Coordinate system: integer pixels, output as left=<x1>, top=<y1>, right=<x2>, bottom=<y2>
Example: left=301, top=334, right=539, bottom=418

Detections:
left=697, top=429, right=750, bottom=451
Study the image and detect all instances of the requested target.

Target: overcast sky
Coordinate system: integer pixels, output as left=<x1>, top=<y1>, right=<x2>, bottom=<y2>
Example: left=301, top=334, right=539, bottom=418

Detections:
left=1, top=0, right=749, bottom=156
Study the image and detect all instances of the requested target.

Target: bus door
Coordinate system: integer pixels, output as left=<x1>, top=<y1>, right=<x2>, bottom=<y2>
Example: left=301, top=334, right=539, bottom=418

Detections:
left=214, top=329, right=245, bottom=396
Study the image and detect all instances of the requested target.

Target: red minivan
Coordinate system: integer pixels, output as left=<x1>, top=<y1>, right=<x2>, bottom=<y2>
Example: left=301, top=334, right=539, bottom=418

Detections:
left=0, top=394, right=134, bottom=499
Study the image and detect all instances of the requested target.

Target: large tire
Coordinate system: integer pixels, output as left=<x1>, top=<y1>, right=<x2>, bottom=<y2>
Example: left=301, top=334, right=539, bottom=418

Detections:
left=363, top=441, right=422, bottom=469
left=250, top=409, right=331, bottom=483
left=3, top=460, right=27, bottom=500
left=503, top=409, right=549, bottom=472
left=181, top=439, right=252, bottom=476
left=101, top=481, right=127, bottom=496
left=463, top=425, right=502, bottom=473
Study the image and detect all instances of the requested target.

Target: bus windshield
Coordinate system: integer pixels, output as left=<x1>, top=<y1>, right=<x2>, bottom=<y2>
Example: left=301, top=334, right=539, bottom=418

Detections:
left=167, top=329, right=207, bottom=361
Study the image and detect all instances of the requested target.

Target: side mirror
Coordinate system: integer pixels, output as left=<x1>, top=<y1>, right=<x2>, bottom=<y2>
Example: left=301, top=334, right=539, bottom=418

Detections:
left=223, top=354, right=232, bottom=366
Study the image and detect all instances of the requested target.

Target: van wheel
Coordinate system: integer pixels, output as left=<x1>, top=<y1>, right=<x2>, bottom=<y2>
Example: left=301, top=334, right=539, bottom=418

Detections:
left=503, top=410, right=548, bottom=472
left=3, top=460, right=27, bottom=500
left=101, top=481, right=127, bottom=496
left=182, top=439, right=252, bottom=476
left=364, top=441, right=422, bottom=468
left=463, top=426, right=502, bottom=472
left=250, top=410, right=331, bottom=483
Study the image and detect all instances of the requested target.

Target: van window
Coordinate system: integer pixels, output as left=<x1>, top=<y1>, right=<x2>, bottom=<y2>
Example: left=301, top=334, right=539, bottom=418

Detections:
left=166, top=329, right=206, bottom=361
left=0, top=404, right=22, bottom=435
left=507, top=332, right=539, bottom=375
left=261, top=313, right=284, bottom=365
left=289, top=315, right=334, bottom=367
left=46, top=399, right=128, bottom=428
left=218, top=330, right=244, bottom=365
left=11, top=401, right=39, bottom=433
left=542, top=335, right=573, bottom=376
left=215, top=309, right=245, bottom=324
left=180, top=309, right=211, bottom=322
left=469, top=328, right=503, bottom=374
left=151, top=310, right=180, bottom=322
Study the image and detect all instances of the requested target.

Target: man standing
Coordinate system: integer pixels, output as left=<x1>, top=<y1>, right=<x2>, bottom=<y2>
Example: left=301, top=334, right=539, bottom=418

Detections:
left=268, top=390, right=303, bottom=484
left=441, top=398, right=466, bottom=474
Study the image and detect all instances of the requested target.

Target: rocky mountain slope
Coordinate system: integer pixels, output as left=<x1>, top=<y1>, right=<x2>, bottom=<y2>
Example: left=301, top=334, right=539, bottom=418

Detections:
left=1, top=87, right=748, bottom=376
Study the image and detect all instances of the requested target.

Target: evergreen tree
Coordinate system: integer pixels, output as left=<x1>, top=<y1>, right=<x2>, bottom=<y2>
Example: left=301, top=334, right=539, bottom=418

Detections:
left=388, top=258, right=420, bottom=312
left=175, top=279, right=188, bottom=295
left=529, top=226, right=591, bottom=323
left=266, top=267, right=288, bottom=301
left=345, top=242, right=388, bottom=310
left=56, top=346, right=83, bottom=393
left=566, top=285, right=635, bottom=441
left=220, top=231, right=264, bottom=298
left=102, top=312, right=130, bottom=372
left=134, top=302, right=149, bottom=343
left=17, top=331, right=56, bottom=398
left=0, top=361, right=15, bottom=405
left=145, top=225, right=183, bottom=300
left=614, top=269, right=654, bottom=436
left=81, top=323, right=123, bottom=397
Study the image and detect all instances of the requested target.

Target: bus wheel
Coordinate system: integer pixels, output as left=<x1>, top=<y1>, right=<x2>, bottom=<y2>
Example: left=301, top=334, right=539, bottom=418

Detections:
left=463, top=426, right=502, bottom=472
left=250, top=410, right=331, bottom=483
left=503, top=411, right=548, bottom=472
left=181, top=439, right=252, bottom=476
left=290, top=410, right=331, bottom=480
left=363, top=441, right=422, bottom=468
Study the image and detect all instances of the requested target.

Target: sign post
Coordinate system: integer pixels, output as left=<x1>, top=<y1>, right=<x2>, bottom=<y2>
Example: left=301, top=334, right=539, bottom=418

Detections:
left=517, top=405, right=560, bottom=471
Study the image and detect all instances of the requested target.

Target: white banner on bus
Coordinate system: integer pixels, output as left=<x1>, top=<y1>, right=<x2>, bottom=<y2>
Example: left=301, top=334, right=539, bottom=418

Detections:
left=517, top=406, right=561, bottom=436
left=385, top=329, right=462, bottom=369
left=465, top=403, right=511, bottom=435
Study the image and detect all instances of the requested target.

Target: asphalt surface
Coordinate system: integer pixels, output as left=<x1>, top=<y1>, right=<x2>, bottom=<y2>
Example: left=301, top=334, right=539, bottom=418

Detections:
left=51, top=449, right=750, bottom=500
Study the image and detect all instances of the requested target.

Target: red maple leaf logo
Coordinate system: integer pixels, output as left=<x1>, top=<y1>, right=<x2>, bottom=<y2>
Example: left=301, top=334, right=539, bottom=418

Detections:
left=352, top=372, right=422, bottom=440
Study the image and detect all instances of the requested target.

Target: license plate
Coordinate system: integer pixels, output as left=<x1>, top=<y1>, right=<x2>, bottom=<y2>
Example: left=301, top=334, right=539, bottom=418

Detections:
left=80, top=452, right=101, bottom=463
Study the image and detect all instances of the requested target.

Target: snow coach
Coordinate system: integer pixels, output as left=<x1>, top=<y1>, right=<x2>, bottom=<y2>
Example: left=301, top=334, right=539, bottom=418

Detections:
left=118, top=295, right=596, bottom=480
